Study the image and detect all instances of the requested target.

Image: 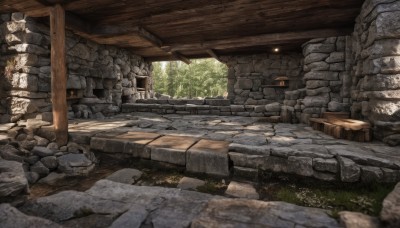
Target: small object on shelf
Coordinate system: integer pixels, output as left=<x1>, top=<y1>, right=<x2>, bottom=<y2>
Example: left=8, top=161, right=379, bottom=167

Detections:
left=274, top=76, right=289, bottom=87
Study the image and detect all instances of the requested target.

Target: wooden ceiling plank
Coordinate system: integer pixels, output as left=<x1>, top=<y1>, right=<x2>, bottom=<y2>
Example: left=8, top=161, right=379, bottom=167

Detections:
left=162, top=28, right=353, bottom=52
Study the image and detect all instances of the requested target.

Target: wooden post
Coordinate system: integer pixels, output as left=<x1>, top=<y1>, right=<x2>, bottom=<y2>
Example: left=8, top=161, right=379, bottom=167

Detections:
left=50, top=4, right=68, bottom=146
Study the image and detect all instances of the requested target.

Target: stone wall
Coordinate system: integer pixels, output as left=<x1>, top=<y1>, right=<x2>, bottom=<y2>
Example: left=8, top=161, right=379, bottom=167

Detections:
left=298, top=36, right=352, bottom=123
left=123, top=99, right=282, bottom=117
left=0, top=13, right=153, bottom=123
left=221, top=54, right=303, bottom=106
left=350, top=0, right=400, bottom=145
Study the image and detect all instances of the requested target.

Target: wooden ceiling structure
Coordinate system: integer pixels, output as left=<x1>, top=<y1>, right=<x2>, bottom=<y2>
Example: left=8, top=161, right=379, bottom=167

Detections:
left=1, top=0, right=364, bottom=64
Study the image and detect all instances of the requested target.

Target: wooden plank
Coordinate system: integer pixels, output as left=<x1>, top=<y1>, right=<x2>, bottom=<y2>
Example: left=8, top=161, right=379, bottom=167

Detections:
left=161, top=28, right=353, bottom=52
left=322, top=112, right=350, bottom=119
left=326, top=118, right=370, bottom=131
left=50, top=4, right=68, bottom=146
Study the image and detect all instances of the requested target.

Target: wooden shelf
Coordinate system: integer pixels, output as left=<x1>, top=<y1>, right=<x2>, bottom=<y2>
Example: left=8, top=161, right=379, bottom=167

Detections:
left=262, top=85, right=288, bottom=88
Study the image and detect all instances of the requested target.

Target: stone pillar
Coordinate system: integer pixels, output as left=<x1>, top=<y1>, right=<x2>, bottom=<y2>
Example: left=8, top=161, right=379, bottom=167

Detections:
left=301, top=36, right=350, bottom=123
left=351, top=0, right=400, bottom=145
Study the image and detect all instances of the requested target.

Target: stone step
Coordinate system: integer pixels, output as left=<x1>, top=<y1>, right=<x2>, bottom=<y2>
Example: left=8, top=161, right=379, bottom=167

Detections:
left=90, top=132, right=230, bottom=176
left=121, top=103, right=280, bottom=118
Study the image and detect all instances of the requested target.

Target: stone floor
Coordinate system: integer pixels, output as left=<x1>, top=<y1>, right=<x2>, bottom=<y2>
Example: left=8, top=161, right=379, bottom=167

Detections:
left=67, top=112, right=400, bottom=183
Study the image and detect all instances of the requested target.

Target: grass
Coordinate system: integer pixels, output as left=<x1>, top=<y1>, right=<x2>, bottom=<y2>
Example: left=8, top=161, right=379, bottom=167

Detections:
left=260, top=173, right=395, bottom=217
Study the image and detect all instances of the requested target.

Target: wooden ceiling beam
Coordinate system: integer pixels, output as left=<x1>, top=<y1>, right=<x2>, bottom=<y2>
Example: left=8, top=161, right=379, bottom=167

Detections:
left=171, top=52, right=192, bottom=65
left=162, top=28, right=353, bottom=52
left=206, top=49, right=220, bottom=61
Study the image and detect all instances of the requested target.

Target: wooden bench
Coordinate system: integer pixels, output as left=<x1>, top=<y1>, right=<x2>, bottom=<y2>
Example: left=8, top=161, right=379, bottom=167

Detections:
left=309, top=112, right=371, bottom=142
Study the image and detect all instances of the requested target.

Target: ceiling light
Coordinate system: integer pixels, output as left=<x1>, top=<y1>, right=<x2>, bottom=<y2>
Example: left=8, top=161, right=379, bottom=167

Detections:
left=273, top=48, right=280, bottom=53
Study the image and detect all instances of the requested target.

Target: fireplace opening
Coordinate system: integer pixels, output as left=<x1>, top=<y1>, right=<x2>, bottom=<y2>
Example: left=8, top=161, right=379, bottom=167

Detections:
left=93, top=89, right=105, bottom=99
left=137, top=77, right=147, bottom=91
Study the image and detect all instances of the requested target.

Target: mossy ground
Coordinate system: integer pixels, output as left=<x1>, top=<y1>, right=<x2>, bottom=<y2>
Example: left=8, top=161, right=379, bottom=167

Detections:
left=259, top=172, right=395, bottom=217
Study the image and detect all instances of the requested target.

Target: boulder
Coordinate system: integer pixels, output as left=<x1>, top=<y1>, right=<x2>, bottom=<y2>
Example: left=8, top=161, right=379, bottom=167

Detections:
left=38, top=172, right=66, bottom=186
left=30, top=161, right=49, bottom=177
left=225, top=181, right=259, bottom=199
left=40, top=156, right=58, bottom=170
left=32, top=146, right=54, bottom=157
left=339, top=211, right=380, bottom=228
left=177, top=177, right=205, bottom=190
left=57, top=154, right=94, bottom=176
left=381, top=182, right=400, bottom=227
left=106, top=168, right=142, bottom=185
left=0, top=160, right=29, bottom=201
left=191, top=199, right=339, bottom=227
left=0, top=145, right=23, bottom=163
left=0, top=204, right=62, bottom=228
left=25, top=172, right=40, bottom=184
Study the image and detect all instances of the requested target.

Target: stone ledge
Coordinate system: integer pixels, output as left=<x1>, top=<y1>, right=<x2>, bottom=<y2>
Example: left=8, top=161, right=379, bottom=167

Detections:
left=122, top=103, right=281, bottom=118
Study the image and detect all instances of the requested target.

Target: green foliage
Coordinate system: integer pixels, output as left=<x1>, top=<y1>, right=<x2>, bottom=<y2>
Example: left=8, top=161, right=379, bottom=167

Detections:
left=152, top=59, right=228, bottom=98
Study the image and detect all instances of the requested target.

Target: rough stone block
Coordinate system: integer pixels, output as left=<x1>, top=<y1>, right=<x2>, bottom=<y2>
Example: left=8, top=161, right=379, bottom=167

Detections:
left=360, top=166, right=383, bottom=182
left=106, top=168, right=143, bottom=185
left=262, top=156, right=288, bottom=173
left=338, top=156, right=360, bottom=182
left=177, top=177, right=205, bottom=190
left=304, top=43, right=335, bottom=56
left=381, top=182, right=400, bottom=227
left=225, top=181, right=259, bottom=199
left=205, top=99, right=230, bottom=106
left=116, top=132, right=160, bottom=158
left=339, top=211, right=380, bottom=228
left=313, top=171, right=337, bottom=182
left=306, top=80, right=330, bottom=89
left=236, top=78, right=253, bottom=90
left=149, top=135, right=198, bottom=166
left=233, top=166, right=259, bottom=182
left=304, top=71, right=339, bottom=81
left=186, top=139, right=230, bottom=176
left=313, top=158, right=338, bottom=173
left=287, top=156, right=313, bottom=177
left=229, top=152, right=266, bottom=169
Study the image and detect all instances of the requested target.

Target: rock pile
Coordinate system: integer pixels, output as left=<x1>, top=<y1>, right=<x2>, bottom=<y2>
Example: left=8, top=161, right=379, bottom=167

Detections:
left=0, top=120, right=95, bottom=205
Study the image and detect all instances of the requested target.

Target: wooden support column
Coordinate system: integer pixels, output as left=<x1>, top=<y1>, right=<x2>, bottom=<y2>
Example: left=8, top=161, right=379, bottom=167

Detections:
left=50, top=4, right=68, bottom=146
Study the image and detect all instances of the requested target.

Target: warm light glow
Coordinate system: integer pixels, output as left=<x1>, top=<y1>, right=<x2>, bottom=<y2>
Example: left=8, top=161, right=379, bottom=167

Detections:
left=273, top=48, right=280, bottom=52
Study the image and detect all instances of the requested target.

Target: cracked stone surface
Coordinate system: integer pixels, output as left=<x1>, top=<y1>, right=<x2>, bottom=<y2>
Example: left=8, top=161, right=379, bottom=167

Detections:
left=7, top=179, right=340, bottom=228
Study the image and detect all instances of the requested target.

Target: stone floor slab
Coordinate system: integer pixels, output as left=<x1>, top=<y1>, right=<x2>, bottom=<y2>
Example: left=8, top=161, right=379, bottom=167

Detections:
left=116, top=132, right=161, bottom=158
left=186, top=139, right=230, bottom=176
left=148, top=135, right=198, bottom=165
